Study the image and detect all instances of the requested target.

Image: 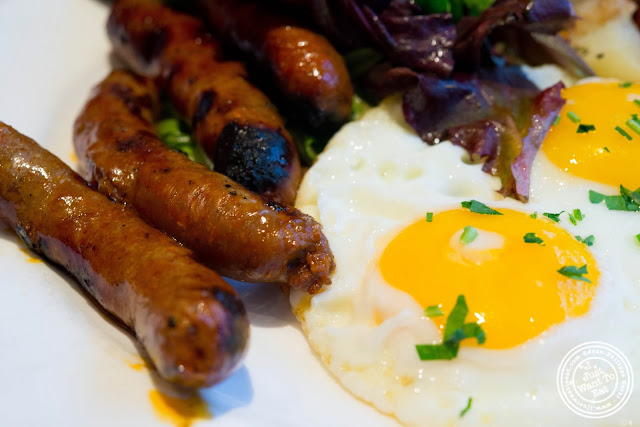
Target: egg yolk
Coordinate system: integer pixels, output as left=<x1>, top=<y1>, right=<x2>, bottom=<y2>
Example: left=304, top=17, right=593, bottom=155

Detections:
left=379, top=208, right=599, bottom=349
left=542, top=81, right=640, bottom=188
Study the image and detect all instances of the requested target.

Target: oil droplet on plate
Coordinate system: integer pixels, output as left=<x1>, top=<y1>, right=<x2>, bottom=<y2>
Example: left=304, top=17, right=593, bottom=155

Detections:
left=125, top=355, right=147, bottom=372
left=19, top=248, right=42, bottom=263
left=149, top=389, right=212, bottom=427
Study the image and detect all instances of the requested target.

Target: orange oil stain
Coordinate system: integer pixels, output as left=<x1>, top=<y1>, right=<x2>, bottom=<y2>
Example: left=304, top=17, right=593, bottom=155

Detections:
left=149, top=389, right=212, bottom=427
left=125, top=355, right=147, bottom=372
left=19, top=248, right=42, bottom=263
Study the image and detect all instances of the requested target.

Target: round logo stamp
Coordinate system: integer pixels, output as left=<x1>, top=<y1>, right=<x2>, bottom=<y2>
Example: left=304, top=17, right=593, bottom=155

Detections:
left=557, top=341, right=634, bottom=418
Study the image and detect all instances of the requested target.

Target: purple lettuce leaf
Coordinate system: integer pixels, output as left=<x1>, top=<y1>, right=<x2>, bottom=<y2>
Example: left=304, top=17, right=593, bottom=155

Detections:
left=455, top=0, right=593, bottom=77
left=400, top=67, right=564, bottom=201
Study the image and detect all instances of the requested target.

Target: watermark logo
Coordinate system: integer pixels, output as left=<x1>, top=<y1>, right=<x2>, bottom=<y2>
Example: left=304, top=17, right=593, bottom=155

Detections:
left=557, top=341, right=633, bottom=418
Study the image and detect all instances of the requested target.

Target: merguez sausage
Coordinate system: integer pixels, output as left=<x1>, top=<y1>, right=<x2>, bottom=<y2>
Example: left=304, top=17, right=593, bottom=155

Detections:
left=108, top=0, right=301, bottom=205
left=73, top=70, right=334, bottom=293
left=0, top=122, right=248, bottom=388
left=196, top=0, right=355, bottom=134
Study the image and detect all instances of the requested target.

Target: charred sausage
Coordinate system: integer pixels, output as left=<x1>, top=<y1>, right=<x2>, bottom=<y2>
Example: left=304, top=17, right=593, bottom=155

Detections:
left=73, top=70, right=334, bottom=293
left=196, top=0, right=355, bottom=134
left=0, top=122, right=248, bottom=388
left=108, top=0, right=300, bottom=205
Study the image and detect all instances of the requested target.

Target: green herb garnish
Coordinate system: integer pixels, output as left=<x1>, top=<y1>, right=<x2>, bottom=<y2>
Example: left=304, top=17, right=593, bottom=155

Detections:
left=553, top=115, right=561, bottom=126
left=416, top=295, right=486, bottom=361
left=557, top=265, right=592, bottom=283
left=415, top=0, right=495, bottom=20
left=523, top=232, right=544, bottom=245
left=530, top=212, right=538, bottom=219
left=461, top=200, right=502, bottom=215
left=590, top=187, right=640, bottom=211
left=627, top=117, right=640, bottom=136
left=291, top=131, right=331, bottom=165
left=575, top=235, right=595, bottom=246
left=635, top=99, right=640, bottom=109
left=636, top=234, right=640, bottom=245
left=351, top=94, right=371, bottom=120
left=573, top=209, right=583, bottom=221
left=460, top=397, right=473, bottom=418
left=567, top=111, right=581, bottom=123
left=425, top=305, right=444, bottom=317
left=577, top=124, right=595, bottom=134
left=589, top=190, right=605, bottom=204
left=619, top=82, right=633, bottom=88
left=615, top=126, right=632, bottom=140
left=460, top=225, right=479, bottom=245
left=568, top=208, right=584, bottom=225
left=543, top=211, right=563, bottom=223
left=603, top=146, right=612, bottom=152
left=426, top=212, right=434, bottom=223
left=155, top=115, right=212, bottom=167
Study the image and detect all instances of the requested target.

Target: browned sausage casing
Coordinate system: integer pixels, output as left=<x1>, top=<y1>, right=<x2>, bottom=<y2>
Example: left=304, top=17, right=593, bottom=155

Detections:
left=108, top=0, right=300, bottom=205
left=0, top=122, right=248, bottom=388
left=74, top=70, right=334, bottom=293
left=196, top=0, right=355, bottom=133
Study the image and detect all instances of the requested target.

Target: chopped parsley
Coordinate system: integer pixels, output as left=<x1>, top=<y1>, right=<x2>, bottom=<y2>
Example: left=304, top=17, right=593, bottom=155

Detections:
left=573, top=209, right=584, bottom=221
left=530, top=212, right=538, bottom=219
left=461, top=200, right=502, bottom=215
left=460, top=397, right=473, bottom=418
left=635, top=99, right=640, bottom=109
left=523, top=232, right=544, bottom=245
left=568, top=208, right=583, bottom=225
left=425, top=305, right=444, bottom=317
left=615, top=126, right=632, bottom=140
left=557, top=265, right=592, bottom=283
left=620, top=82, right=633, bottom=88
left=589, top=190, right=605, bottom=204
left=416, top=295, right=486, bottom=361
left=636, top=234, right=640, bottom=245
left=460, top=225, right=479, bottom=245
left=577, top=124, right=595, bottom=134
left=603, top=146, right=611, bottom=152
left=543, top=211, right=563, bottom=223
left=567, top=111, right=581, bottom=123
left=426, top=212, right=434, bottom=222
left=590, top=187, right=640, bottom=212
left=575, top=235, right=595, bottom=246
left=552, top=115, right=561, bottom=126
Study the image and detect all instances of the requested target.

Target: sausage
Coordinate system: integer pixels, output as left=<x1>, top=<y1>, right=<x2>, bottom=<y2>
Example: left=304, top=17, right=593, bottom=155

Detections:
left=195, top=0, right=355, bottom=134
left=108, top=0, right=301, bottom=205
left=0, top=122, right=248, bottom=388
left=73, top=69, right=334, bottom=293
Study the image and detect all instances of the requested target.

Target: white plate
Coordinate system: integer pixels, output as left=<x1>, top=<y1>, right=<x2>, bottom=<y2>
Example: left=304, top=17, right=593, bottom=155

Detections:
left=0, top=1, right=398, bottom=425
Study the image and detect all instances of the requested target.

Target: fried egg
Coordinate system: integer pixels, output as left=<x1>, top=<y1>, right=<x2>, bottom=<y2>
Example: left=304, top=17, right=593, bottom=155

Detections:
left=570, top=0, right=640, bottom=81
left=292, top=86, right=640, bottom=425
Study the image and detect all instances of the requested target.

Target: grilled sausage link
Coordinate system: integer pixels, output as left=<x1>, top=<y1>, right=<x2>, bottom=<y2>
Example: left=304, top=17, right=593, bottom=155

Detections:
left=108, top=0, right=300, bottom=205
left=0, top=122, right=248, bottom=388
left=196, top=0, right=354, bottom=134
left=74, top=70, right=334, bottom=293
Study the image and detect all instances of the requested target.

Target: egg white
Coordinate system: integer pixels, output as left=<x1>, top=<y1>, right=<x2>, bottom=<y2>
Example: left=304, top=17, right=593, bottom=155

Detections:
left=293, top=94, right=640, bottom=425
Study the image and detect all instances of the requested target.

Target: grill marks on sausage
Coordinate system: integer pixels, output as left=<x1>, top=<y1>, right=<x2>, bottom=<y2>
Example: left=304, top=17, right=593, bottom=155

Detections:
left=109, top=83, right=153, bottom=120
left=107, top=0, right=301, bottom=204
left=116, top=130, right=157, bottom=152
left=214, top=122, right=295, bottom=197
left=193, top=89, right=217, bottom=127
